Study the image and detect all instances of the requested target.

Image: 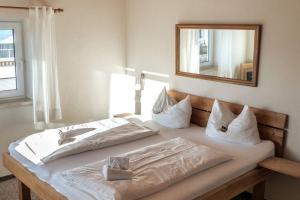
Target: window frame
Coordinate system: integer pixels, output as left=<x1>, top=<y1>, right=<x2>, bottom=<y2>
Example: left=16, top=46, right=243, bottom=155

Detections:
left=0, top=22, right=25, bottom=100
left=200, top=29, right=214, bottom=67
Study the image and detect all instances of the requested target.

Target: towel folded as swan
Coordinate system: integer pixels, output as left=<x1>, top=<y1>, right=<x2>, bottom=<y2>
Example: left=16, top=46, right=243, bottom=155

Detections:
left=102, top=165, right=133, bottom=181
left=58, top=128, right=97, bottom=145
left=103, top=156, right=133, bottom=181
left=107, top=156, right=130, bottom=170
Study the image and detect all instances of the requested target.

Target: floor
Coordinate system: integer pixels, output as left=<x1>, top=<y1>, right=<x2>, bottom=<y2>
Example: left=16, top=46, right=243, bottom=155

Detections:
left=0, top=178, right=40, bottom=200
left=0, top=178, right=252, bottom=200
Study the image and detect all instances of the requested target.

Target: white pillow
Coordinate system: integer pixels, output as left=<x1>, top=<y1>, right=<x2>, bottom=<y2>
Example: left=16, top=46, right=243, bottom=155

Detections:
left=152, top=87, right=177, bottom=114
left=207, top=100, right=236, bottom=132
left=226, top=105, right=261, bottom=145
left=152, top=88, right=192, bottom=129
left=206, top=100, right=261, bottom=145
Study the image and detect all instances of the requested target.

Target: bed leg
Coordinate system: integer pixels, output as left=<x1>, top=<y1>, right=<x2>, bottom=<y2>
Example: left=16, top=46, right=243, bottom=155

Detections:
left=252, top=180, right=266, bottom=200
left=17, top=179, right=31, bottom=200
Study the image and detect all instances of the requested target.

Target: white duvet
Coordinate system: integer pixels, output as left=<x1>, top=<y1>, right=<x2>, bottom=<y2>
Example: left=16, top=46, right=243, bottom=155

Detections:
left=56, top=137, right=232, bottom=200
left=16, top=118, right=158, bottom=164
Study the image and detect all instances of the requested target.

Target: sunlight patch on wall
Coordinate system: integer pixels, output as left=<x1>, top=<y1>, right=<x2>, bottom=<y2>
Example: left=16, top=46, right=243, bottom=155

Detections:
left=109, top=73, right=135, bottom=117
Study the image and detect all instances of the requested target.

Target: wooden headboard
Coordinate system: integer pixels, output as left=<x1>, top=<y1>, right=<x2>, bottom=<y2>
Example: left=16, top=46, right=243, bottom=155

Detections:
left=168, top=90, right=288, bottom=157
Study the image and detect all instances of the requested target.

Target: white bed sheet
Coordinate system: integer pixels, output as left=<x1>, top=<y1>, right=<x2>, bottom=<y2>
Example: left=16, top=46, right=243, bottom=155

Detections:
left=9, top=121, right=274, bottom=200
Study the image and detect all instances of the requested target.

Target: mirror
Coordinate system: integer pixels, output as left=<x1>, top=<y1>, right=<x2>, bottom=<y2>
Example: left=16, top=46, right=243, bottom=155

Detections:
left=176, top=24, right=261, bottom=86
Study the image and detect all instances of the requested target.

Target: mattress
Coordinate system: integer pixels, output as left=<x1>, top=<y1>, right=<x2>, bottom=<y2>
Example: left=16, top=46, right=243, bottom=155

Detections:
left=9, top=121, right=274, bottom=200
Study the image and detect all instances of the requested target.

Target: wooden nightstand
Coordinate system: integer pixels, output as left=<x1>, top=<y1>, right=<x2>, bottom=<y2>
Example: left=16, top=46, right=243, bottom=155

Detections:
left=259, top=157, right=300, bottom=179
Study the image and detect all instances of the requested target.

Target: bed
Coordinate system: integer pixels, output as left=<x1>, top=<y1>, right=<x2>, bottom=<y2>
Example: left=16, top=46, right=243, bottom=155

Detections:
left=2, top=90, right=288, bottom=200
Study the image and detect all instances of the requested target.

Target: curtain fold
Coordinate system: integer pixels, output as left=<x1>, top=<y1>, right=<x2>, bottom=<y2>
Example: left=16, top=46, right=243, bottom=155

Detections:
left=215, top=30, right=247, bottom=79
left=28, top=7, right=62, bottom=129
left=180, top=29, right=201, bottom=73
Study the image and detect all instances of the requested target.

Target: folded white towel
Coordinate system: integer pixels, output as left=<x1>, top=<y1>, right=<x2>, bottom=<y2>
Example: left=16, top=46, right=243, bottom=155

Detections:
left=102, top=165, right=133, bottom=181
left=107, top=156, right=130, bottom=170
left=58, top=128, right=96, bottom=145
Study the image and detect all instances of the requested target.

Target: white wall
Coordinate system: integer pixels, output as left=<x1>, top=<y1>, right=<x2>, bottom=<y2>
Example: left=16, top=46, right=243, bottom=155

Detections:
left=51, top=0, right=126, bottom=123
left=1, top=0, right=299, bottom=199
left=0, top=0, right=126, bottom=176
left=126, top=0, right=300, bottom=199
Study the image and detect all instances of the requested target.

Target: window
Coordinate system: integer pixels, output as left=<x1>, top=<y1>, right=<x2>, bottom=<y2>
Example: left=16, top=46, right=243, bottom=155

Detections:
left=0, top=22, right=24, bottom=100
left=199, top=29, right=213, bottom=66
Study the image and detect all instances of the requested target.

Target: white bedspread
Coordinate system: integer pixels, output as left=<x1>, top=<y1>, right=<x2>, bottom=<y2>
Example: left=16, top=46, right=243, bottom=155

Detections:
left=9, top=121, right=274, bottom=200
left=57, top=138, right=231, bottom=200
left=16, top=118, right=158, bottom=164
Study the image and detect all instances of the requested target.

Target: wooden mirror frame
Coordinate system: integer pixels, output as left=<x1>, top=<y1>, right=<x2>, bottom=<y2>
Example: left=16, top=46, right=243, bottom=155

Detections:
left=176, top=24, right=262, bottom=87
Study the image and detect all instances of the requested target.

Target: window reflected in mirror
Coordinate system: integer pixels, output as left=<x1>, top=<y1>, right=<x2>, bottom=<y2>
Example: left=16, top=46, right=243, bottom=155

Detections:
left=176, top=24, right=261, bottom=87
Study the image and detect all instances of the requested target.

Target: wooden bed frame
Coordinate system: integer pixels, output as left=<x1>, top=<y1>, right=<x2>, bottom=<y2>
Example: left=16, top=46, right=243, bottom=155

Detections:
left=2, top=90, right=288, bottom=200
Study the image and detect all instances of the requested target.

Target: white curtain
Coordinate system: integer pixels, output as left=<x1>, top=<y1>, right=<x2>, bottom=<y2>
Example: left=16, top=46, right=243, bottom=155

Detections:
left=215, top=30, right=247, bottom=79
left=180, top=29, right=200, bottom=73
left=28, top=7, right=62, bottom=129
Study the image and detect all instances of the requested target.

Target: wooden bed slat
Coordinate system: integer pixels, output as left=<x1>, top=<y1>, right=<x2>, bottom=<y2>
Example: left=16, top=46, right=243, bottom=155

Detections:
left=258, top=126, right=286, bottom=157
left=168, top=90, right=288, bottom=129
left=191, top=108, right=210, bottom=127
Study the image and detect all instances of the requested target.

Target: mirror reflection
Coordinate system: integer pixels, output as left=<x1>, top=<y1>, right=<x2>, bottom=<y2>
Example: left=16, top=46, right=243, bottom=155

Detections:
left=180, top=29, right=255, bottom=81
